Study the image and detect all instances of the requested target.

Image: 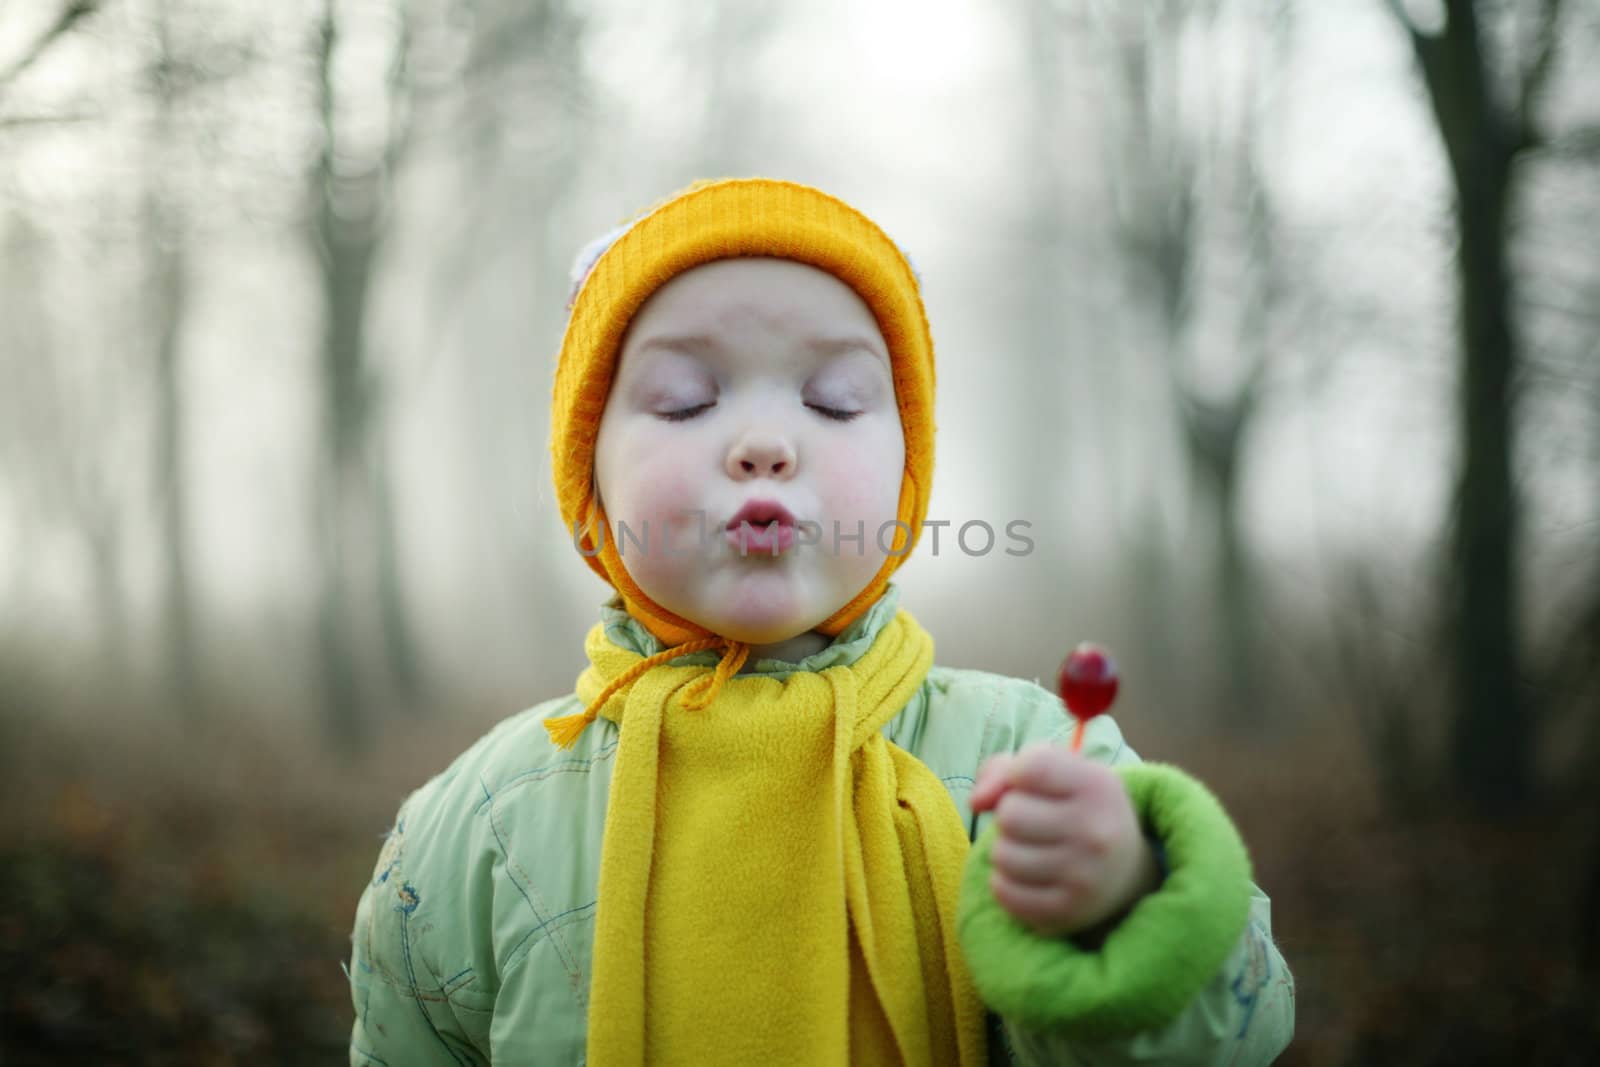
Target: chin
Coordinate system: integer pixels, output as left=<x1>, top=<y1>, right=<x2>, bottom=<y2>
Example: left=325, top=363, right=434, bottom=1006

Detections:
left=706, top=610, right=812, bottom=646
left=696, top=580, right=822, bottom=645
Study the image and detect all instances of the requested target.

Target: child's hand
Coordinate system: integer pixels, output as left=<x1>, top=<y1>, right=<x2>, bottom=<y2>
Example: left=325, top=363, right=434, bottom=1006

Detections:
left=969, top=741, right=1162, bottom=939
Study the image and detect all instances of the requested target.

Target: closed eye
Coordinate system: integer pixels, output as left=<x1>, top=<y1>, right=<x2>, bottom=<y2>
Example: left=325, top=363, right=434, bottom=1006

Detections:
left=807, top=403, right=862, bottom=422
left=658, top=402, right=716, bottom=422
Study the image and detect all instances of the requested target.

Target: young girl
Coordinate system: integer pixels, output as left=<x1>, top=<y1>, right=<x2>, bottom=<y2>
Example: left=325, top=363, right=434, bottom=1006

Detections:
left=347, top=178, right=1294, bottom=1065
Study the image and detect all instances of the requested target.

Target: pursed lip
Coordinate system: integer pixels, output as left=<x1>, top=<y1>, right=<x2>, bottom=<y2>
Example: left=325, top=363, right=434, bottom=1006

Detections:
left=725, top=498, right=798, bottom=531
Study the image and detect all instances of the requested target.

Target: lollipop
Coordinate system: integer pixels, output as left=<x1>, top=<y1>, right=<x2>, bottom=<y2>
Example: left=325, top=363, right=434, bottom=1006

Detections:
left=1058, top=642, right=1119, bottom=752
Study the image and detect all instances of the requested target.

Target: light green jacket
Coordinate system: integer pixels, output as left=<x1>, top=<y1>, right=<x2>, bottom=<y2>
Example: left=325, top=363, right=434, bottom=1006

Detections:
left=348, top=585, right=1294, bottom=1064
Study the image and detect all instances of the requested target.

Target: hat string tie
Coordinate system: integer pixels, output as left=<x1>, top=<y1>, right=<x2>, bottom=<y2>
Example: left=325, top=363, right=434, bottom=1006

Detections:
left=545, top=637, right=750, bottom=749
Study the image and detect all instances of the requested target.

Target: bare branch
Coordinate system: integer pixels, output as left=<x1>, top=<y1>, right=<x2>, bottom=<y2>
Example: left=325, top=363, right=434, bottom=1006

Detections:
left=381, top=8, right=415, bottom=178
left=1381, top=0, right=1422, bottom=40
left=1519, top=0, right=1563, bottom=121
left=1520, top=123, right=1600, bottom=160
left=0, top=0, right=100, bottom=90
left=1382, top=0, right=1449, bottom=100
left=0, top=109, right=98, bottom=129
left=1515, top=0, right=1564, bottom=150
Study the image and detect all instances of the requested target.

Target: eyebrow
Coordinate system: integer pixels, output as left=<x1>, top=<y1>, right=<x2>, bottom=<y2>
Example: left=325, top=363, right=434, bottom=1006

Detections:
left=633, top=335, right=720, bottom=359
left=634, top=333, right=889, bottom=365
left=807, top=336, right=888, bottom=364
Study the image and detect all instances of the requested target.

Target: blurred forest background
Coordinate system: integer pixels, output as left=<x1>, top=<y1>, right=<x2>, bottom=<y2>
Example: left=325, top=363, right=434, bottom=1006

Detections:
left=1, top=0, right=1598, bottom=1063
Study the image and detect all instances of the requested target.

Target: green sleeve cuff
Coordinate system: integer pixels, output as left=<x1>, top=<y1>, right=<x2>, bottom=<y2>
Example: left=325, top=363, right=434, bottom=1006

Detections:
left=957, top=762, right=1253, bottom=1038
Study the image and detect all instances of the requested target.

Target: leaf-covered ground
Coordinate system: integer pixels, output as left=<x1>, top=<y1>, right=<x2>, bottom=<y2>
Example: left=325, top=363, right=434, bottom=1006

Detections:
left=0, top=838, right=349, bottom=1066
left=1, top=708, right=1596, bottom=1065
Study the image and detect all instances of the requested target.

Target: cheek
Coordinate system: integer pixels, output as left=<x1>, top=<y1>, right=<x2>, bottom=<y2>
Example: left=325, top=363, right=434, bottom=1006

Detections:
left=600, top=422, right=706, bottom=523
left=814, top=426, right=904, bottom=523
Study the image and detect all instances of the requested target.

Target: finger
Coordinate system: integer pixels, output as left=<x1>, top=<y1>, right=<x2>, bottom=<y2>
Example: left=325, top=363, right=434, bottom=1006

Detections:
left=1006, top=743, right=1093, bottom=799
left=989, top=871, right=1075, bottom=933
left=969, top=753, right=1018, bottom=813
left=994, top=790, right=1071, bottom=845
left=990, top=836, right=1068, bottom=888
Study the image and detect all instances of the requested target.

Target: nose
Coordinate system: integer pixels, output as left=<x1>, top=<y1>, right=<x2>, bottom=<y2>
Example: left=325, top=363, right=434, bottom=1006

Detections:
left=726, top=428, right=796, bottom=480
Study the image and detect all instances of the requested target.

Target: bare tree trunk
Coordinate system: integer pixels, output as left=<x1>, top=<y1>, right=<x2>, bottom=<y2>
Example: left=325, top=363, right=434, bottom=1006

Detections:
left=313, top=3, right=370, bottom=751
left=1449, top=152, right=1522, bottom=809
left=312, top=0, right=423, bottom=751
left=1103, top=3, right=1193, bottom=710
left=372, top=418, right=424, bottom=703
left=1098, top=0, right=1277, bottom=723
left=1192, top=7, right=1284, bottom=726
left=366, top=14, right=425, bottom=710
left=1183, top=392, right=1258, bottom=719
left=148, top=2, right=200, bottom=717
left=154, top=240, right=197, bottom=712
left=85, top=508, right=127, bottom=687
left=1390, top=0, right=1528, bottom=810
left=453, top=0, right=589, bottom=655
left=1581, top=816, right=1600, bottom=987
left=1019, top=0, right=1077, bottom=607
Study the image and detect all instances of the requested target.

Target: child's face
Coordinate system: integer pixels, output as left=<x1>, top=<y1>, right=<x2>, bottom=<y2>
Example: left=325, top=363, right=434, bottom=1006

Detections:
left=594, top=257, right=906, bottom=644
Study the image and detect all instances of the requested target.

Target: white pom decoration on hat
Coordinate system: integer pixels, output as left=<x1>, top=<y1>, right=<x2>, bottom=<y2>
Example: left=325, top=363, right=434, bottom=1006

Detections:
left=566, top=221, right=634, bottom=310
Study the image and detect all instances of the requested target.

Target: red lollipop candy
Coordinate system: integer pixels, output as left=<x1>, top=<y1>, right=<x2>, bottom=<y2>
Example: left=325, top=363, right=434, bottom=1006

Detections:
left=1058, top=642, right=1119, bottom=752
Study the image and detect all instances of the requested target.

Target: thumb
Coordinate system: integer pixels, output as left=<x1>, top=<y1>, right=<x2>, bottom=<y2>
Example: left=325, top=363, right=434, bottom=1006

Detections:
left=969, top=752, right=1018, bottom=813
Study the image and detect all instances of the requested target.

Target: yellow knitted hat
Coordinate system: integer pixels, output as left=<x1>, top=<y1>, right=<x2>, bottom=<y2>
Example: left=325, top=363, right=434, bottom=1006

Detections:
left=550, top=178, right=936, bottom=676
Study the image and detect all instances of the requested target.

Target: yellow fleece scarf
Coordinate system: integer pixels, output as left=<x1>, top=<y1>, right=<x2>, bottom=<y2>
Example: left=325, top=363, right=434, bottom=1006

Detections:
left=570, top=607, right=987, bottom=1065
